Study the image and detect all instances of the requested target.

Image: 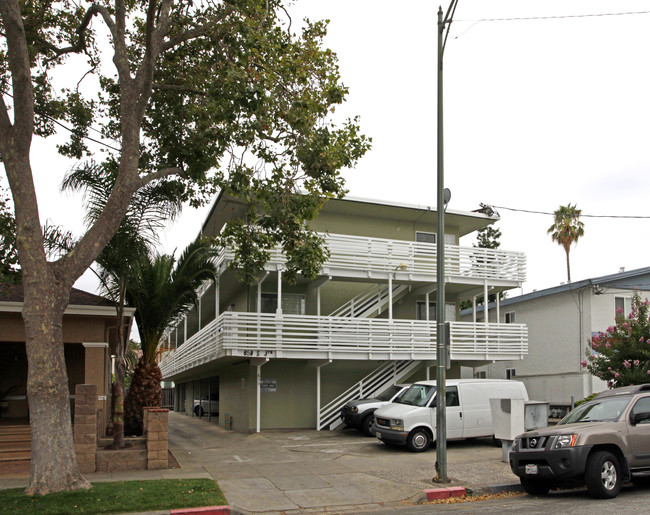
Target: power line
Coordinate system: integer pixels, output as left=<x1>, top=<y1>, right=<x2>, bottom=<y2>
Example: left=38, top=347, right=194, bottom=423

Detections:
left=1, top=89, right=121, bottom=153
left=490, top=205, right=650, bottom=220
left=456, top=10, right=650, bottom=23
left=453, top=10, right=650, bottom=39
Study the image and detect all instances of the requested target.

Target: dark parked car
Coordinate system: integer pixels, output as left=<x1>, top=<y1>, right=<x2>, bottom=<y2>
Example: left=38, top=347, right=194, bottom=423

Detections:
left=340, top=384, right=409, bottom=436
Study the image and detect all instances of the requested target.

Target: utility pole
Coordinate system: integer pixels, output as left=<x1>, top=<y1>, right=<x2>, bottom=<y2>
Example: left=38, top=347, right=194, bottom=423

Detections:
left=434, top=0, right=459, bottom=484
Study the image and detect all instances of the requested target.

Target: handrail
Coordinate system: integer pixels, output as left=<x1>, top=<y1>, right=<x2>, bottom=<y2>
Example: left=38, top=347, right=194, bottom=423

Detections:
left=318, top=360, right=421, bottom=430
left=217, top=231, right=526, bottom=282
left=159, top=313, right=528, bottom=379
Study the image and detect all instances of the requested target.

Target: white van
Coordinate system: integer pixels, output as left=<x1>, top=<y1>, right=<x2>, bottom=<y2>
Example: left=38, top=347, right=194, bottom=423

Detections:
left=373, top=379, right=528, bottom=452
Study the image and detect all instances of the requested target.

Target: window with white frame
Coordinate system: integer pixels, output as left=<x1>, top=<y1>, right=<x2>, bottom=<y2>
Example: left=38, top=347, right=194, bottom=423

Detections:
left=416, top=232, right=436, bottom=244
left=506, top=368, right=516, bottom=380
left=615, top=297, right=633, bottom=317
left=416, top=301, right=456, bottom=321
left=505, top=311, right=515, bottom=324
left=260, top=293, right=305, bottom=315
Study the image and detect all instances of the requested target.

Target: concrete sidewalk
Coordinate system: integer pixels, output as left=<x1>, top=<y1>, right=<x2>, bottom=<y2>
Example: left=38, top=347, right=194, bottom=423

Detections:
left=0, top=412, right=522, bottom=514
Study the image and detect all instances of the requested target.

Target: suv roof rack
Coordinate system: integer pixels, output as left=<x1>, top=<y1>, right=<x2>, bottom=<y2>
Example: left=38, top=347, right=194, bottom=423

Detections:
left=596, top=384, right=650, bottom=398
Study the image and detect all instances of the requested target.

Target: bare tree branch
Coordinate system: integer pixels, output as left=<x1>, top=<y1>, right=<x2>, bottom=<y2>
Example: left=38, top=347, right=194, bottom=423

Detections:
left=42, top=4, right=114, bottom=61
left=136, top=167, right=185, bottom=188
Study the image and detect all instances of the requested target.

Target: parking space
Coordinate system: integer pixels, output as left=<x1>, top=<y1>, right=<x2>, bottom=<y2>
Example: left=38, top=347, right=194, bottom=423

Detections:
left=167, top=412, right=521, bottom=513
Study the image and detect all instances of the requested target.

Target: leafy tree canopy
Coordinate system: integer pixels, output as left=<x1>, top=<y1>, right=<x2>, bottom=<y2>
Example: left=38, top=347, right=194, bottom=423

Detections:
left=2, top=0, right=370, bottom=283
left=474, top=224, right=501, bottom=250
left=0, top=0, right=369, bottom=495
left=584, top=293, right=650, bottom=388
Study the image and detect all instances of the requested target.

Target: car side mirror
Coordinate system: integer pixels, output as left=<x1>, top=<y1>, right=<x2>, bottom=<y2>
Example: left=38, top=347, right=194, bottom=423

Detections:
left=631, top=411, right=650, bottom=425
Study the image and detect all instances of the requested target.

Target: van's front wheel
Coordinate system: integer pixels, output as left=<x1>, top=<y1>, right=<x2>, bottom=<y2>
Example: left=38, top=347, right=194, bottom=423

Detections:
left=406, top=428, right=431, bottom=452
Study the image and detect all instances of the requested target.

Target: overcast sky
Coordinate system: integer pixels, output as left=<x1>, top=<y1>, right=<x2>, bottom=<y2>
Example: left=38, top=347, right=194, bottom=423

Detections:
left=12, top=0, right=650, bottom=297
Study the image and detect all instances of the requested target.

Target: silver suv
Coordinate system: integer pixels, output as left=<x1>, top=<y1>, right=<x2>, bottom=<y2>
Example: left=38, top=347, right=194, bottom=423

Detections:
left=509, top=384, right=650, bottom=499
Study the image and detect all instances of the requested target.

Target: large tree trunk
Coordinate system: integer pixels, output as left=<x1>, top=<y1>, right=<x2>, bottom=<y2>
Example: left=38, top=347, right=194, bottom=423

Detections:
left=124, top=358, right=162, bottom=435
left=22, top=280, right=91, bottom=495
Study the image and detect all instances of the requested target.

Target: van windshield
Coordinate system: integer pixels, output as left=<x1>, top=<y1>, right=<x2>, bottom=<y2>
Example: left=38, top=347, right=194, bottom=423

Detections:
left=377, top=385, right=402, bottom=402
left=397, top=384, right=436, bottom=407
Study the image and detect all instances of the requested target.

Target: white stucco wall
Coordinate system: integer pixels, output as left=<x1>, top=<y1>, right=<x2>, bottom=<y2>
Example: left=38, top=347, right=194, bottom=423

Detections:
left=466, top=288, right=643, bottom=406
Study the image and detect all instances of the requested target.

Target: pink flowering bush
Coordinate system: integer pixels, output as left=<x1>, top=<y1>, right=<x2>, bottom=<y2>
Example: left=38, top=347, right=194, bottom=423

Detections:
left=585, top=292, right=650, bottom=388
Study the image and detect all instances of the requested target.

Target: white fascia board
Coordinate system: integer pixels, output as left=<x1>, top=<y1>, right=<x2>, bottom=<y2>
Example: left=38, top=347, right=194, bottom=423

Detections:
left=0, top=301, right=135, bottom=318
left=342, top=194, right=497, bottom=220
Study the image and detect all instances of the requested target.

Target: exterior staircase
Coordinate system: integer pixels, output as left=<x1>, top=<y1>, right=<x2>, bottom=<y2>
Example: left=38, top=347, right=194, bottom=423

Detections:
left=318, top=360, right=421, bottom=430
left=0, top=423, right=30, bottom=478
left=329, top=284, right=410, bottom=319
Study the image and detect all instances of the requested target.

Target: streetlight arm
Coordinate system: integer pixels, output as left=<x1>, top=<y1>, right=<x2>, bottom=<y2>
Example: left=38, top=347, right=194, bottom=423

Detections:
left=441, top=0, right=460, bottom=58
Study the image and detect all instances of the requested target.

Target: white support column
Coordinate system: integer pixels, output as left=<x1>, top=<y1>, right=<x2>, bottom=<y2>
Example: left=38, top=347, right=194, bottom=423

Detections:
left=256, top=275, right=269, bottom=313
left=254, top=359, right=269, bottom=433
left=276, top=268, right=283, bottom=314
left=472, top=296, right=477, bottom=323
left=316, top=360, right=332, bottom=430
left=388, top=274, right=393, bottom=320
left=483, top=280, right=489, bottom=326
left=317, top=286, right=321, bottom=316
left=496, top=293, right=500, bottom=323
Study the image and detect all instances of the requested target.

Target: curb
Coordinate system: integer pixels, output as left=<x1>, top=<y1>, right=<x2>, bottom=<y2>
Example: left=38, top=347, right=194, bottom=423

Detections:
left=487, top=483, right=523, bottom=494
left=170, top=507, right=230, bottom=515
left=422, top=486, right=467, bottom=501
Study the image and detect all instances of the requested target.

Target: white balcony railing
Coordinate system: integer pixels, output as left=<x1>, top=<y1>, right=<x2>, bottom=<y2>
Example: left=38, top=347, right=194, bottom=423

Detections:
left=216, top=232, right=526, bottom=283
left=159, top=312, right=528, bottom=379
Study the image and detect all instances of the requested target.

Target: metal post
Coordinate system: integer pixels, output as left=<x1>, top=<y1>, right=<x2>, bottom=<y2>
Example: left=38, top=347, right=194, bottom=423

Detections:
left=435, top=0, right=459, bottom=483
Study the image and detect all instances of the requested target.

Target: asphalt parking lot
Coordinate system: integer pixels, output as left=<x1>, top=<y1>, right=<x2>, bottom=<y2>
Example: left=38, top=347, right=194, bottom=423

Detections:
left=166, top=412, right=521, bottom=514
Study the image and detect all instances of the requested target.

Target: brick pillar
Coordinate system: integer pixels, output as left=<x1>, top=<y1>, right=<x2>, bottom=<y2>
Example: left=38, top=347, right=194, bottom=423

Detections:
left=145, top=408, right=169, bottom=470
left=74, top=384, right=97, bottom=473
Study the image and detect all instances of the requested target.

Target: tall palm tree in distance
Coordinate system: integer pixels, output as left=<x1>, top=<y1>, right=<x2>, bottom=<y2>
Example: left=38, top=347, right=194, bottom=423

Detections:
left=548, top=203, right=585, bottom=283
left=124, top=235, right=219, bottom=435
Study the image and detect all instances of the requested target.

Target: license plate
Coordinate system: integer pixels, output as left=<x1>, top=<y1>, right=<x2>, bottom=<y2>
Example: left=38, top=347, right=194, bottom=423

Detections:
left=376, top=432, right=382, bottom=440
left=525, top=464, right=538, bottom=475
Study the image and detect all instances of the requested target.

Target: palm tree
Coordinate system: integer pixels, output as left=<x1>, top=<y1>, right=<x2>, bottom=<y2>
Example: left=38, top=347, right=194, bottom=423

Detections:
left=548, top=203, right=585, bottom=283
left=124, top=235, right=219, bottom=435
left=61, top=162, right=182, bottom=447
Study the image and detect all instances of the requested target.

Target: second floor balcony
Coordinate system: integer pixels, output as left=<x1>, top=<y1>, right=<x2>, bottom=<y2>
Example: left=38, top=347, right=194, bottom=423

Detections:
left=160, top=312, right=528, bottom=380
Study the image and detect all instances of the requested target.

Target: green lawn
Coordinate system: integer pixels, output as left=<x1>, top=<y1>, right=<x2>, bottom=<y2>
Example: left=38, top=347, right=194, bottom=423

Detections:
left=0, top=479, right=227, bottom=514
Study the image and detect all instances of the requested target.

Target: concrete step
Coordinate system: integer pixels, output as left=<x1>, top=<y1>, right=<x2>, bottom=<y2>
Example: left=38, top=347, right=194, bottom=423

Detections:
left=0, top=424, right=31, bottom=477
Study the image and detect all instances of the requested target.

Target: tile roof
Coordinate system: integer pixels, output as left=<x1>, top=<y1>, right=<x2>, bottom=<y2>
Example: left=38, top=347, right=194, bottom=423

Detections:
left=0, top=283, right=113, bottom=307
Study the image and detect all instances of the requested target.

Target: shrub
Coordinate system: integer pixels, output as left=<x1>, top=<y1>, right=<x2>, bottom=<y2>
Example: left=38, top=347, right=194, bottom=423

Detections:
left=584, top=292, right=650, bottom=388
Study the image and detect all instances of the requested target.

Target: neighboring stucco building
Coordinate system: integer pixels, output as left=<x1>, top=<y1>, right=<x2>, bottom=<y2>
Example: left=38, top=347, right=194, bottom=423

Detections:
left=159, top=193, right=529, bottom=433
left=0, top=284, right=134, bottom=434
left=465, top=267, right=650, bottom=417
